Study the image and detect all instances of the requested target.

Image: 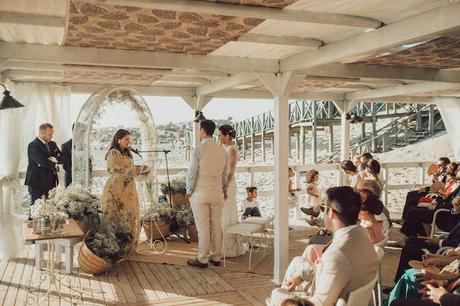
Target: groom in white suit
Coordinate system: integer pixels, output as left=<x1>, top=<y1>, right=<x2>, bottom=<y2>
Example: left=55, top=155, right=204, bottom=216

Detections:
left=186, top=119, right=228, bottom=268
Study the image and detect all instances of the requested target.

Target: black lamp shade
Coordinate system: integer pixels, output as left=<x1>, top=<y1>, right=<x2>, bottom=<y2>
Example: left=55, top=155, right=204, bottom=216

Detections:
left=194, top=111, right=206, bottom=123
left=0, top=89, right=24, bottom=110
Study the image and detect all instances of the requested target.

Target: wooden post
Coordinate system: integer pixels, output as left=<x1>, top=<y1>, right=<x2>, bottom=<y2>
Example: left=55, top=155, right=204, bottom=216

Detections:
left=416, top=104, right=422, bottom=132
left=361, top=121, right=366, bottom=140
left=300, top=126, right=306, bottom=164
left=242, top=136, right=247, bottom=160
left=257, top=71, right=302, bottom=284
left=295, top=132, right=300, bottom=160
left=428, top=104, right=435, bottom=135
left=328, top=126, right=334, bottom=154
left=371, top=102, right=377, bottom=152
left=311, top=101, right=317, bottom=163
left=250, top=133, right=255, bottom=162
left=261, top=113, right=266, bottom=162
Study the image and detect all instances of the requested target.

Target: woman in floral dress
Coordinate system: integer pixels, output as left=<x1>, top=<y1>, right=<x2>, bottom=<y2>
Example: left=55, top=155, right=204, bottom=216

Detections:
left=101, top=129, right=149, bottom=251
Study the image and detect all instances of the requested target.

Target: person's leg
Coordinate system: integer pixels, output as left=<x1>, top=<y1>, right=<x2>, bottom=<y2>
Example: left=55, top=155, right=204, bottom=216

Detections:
left=402, top=193, right=423, bottom=220
left=242, top=207, right=252, bottom=219
left=249, top=207, right=262, bottom=217
left=209, top=200, right=224, bottom=261
left=190, top=200, right=211, bottom=264
left=400, top=207, right=434, bottom=237
left=394, top=237, right=438, bottom=282
left=435, top=209, right=453, bottom=232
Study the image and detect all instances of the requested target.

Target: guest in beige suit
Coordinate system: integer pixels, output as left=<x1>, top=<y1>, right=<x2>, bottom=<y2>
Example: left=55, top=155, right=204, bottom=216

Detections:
left=186, top=119, right=228, bottom=268
left=268, top=186, right=378, bottom=306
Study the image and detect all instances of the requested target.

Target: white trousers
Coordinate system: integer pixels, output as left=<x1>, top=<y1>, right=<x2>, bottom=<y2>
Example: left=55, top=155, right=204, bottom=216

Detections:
left=190, top=195, right=224, bottom=263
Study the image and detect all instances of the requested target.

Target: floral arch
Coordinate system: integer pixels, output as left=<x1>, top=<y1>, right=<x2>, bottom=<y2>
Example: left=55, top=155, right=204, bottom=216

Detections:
left=72, top=87, right=157, bottom=210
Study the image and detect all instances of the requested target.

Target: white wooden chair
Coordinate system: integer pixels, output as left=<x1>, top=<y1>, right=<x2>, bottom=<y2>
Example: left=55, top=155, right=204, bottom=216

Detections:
left=336, top=274, right=379, bottom=306
left=373, top=246, right=385, bottom=306
left=223, top=222, right=268, bottom=271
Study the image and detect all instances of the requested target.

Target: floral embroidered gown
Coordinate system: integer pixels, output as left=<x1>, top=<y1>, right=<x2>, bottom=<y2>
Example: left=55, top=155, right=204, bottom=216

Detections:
left=101, top=149, right=142, bottom=248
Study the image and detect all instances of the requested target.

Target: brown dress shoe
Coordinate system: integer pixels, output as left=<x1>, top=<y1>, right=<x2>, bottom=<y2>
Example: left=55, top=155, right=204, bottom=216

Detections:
left=187, top=258, right=208, bottom=268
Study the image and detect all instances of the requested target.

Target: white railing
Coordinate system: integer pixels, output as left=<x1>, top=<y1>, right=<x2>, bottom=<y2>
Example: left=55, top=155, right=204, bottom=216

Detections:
left=91, top=161, right=432, bottom=207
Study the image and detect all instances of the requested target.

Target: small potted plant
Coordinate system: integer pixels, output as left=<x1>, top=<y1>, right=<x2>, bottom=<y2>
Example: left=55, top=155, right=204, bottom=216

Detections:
left=175, top=206, right=198, bottom=242
left=160, top=175, right=188, bottom=207
left=78, top=217, right=133, bottom=275
left=141, top=202, right=174, bottom=240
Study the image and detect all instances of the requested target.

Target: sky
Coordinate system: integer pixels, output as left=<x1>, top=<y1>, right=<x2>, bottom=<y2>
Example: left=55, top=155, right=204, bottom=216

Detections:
left=70, top=94, right=274, bottom=126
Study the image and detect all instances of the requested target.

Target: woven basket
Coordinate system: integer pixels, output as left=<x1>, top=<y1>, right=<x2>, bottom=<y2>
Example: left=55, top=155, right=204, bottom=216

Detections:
left=143, top=220, right=171, bottom=240
left=166, top=193, right=189, bottom=208
left=187, top=224, right=198, bottom=242
left=78, top=236, right=108, bottom=275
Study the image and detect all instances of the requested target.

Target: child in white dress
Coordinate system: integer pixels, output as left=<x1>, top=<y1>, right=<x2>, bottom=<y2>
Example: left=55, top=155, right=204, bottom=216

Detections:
left=300, top=170, right=323, bottom=227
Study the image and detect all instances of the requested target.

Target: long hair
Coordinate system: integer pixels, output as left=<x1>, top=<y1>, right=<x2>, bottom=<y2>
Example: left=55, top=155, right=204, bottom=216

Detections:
left=106, top=129, right=132, bottom=159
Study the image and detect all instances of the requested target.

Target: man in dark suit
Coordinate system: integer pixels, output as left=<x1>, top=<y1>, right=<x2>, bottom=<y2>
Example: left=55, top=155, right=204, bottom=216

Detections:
left=61, top=127, right=73, bottom=187
left=25, top=123, right=65, bottom=217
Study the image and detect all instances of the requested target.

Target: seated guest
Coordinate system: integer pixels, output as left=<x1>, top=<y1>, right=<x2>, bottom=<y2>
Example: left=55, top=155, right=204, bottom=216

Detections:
left=268, top=186, right=378, bottom=306
left=238, top=186, right=261, bottom=221
left=397, top=157, right=451, bottom=225
left=356, top=180, right=392, bottom=233
left=360, top=152, right=373, bottom=165
left=340, top=160, right=362, bottom=189
left=396, top=171, right=460, bottom=244
left=366, top=159, right=383, bottom=188
left=393, top=218, right=460, bottom=283
left=388, top=248, right=460, bottom=306
left=360, top=194, right=385, bottom=244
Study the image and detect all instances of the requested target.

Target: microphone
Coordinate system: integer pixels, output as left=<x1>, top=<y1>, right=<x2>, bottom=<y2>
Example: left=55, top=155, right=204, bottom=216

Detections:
left=130, top=147, right=141, bottom=156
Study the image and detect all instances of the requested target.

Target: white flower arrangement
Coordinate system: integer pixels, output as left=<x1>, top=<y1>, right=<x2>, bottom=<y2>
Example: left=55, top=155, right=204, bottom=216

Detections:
left=53, top=185, right=100, bottom=222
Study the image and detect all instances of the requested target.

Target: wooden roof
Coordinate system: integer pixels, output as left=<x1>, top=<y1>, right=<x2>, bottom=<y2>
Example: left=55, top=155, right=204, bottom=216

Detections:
left=1, top=0, right=460, bottom=102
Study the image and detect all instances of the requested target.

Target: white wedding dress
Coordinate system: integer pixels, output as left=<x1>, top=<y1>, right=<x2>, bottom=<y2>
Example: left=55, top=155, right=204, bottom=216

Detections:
left=222, top=145, right=246, bottom=257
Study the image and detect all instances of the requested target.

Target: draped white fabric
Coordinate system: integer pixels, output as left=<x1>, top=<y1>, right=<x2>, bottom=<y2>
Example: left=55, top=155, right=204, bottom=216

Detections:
left=436, top=97, right=460, bottom=161
left=0, top=81, right=71, bottom=261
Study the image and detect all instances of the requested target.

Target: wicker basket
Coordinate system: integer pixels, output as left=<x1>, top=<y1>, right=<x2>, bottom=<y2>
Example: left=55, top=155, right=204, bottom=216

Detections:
left=143, top=220, right=171, bottom=240
left=187, top=224, right=198, bottom=242
left=166, top=193, right=189, bottom=207
left=78, top=237, right=108, bottom=275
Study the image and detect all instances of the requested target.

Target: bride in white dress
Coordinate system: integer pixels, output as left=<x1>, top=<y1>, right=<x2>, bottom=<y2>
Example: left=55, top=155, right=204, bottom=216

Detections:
left=218, top=124, right=246, bottom=257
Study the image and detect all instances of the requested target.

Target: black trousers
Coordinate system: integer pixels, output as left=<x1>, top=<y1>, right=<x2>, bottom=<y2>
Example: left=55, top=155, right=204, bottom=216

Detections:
left=394, top=237, right=439, bottom=282
left=391, top=299, right=436, bottom=306
left=242, top=207, right=261, bottom=218
left=401, top=207, right=457, bottom=237
left=402, top=190, right=427, bottom=219
left=28, top=185, right=51, bottom=205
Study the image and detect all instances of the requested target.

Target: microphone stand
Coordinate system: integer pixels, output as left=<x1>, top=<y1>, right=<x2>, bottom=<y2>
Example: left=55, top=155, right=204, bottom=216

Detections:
left=134, top=149, right=190, bottom=244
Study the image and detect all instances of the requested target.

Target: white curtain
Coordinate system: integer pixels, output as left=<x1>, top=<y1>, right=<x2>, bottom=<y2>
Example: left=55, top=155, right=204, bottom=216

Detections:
left=436, top=97, right=460, bottom=161
left=0, top=81, right=71, bottom=261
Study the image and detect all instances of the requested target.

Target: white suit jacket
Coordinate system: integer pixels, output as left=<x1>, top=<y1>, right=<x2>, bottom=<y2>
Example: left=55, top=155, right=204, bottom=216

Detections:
left=308, top=225, right=378, bottom=306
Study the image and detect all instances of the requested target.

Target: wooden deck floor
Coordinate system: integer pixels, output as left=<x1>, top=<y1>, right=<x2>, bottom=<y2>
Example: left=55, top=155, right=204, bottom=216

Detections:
left=0, top=228, right=400, bottom=305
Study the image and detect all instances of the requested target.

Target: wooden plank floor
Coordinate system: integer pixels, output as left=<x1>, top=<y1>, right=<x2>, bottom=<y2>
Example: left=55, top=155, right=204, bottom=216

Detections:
left=0, top=228, right=399, bottom=305
left=0, top=247, right=277, bottom=306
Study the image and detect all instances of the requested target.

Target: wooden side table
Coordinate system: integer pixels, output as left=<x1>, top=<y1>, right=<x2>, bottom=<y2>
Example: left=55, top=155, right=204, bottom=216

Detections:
left=23, top=218, right=84, bottom=303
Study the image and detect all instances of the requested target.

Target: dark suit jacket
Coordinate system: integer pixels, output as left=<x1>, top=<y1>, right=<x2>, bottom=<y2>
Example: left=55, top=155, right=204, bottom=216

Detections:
left=442, top=218, right=460, bottom=247
left=61, top=139, right=72, bottom=187
left=25, top=138, right=64, bottom=190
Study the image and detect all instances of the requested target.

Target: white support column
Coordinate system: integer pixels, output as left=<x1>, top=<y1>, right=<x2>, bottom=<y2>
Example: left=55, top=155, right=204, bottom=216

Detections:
left=335, top=100, right=355, bottom=185
left=181, top=96, right=212, bottom=148
left=311, top=101, right=318, bottom=163
left=257, top=71, right=302, bottom=284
